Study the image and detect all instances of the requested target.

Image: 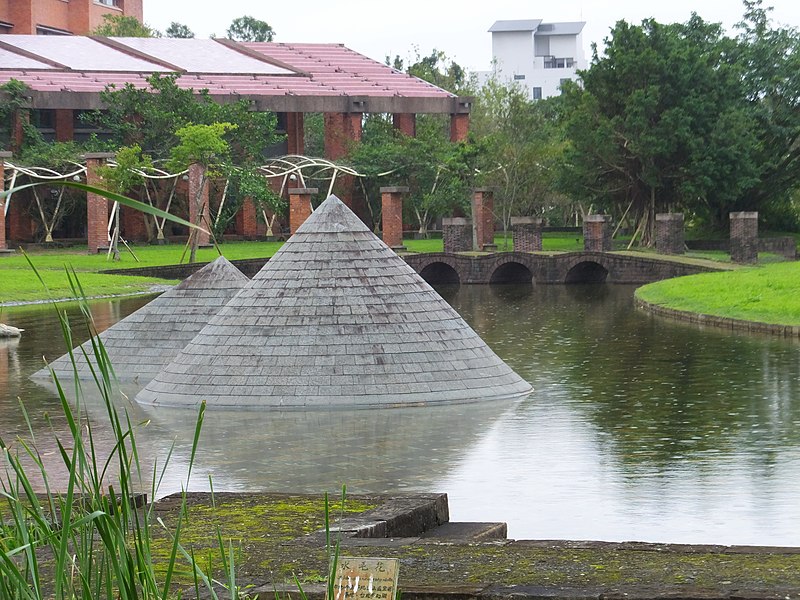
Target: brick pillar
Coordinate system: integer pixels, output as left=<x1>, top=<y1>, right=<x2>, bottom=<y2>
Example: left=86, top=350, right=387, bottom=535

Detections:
left=324, top=112, right=362, bottom=208
left=472, top=188, right=496, bottom=251
left=11, top=110, right=29, bottom=154
left=655, top=213, right=684, bottom=255
left=236, top=196, right=259, bottom=238
left=54, top=109, right=74, bottom=143
left=730, top=211, right=758, bottom=264
left=187, top=162, right=210, bottom=247
left=121, top=207, right=148, bottom=241
left=0, top=151, right=10, bottom=250
left=583, top=215, right=612, bottom=252
left=285, top=112, right=305, bottom=155
left=380, top=186, right=407, bottom=251
left=511, top=216, right=544, bottom=252
left=7, top=194, right=34, bottom=243
left=393, top=113, right=416, bottom=137
left=450, top=113, right=469, bottom=142
left=289, top=187, right=318, bottom=235
left=85, top=152, right=114, bottom=253
left=443, top=217, right=473, bottom=253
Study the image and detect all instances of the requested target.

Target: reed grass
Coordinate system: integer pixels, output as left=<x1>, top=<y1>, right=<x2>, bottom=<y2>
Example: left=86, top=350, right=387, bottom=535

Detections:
left=0, top=262, right=252, bottom=599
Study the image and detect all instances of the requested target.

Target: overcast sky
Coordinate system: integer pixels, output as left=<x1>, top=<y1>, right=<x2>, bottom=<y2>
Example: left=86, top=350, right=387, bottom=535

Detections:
left=144, top=1, right=800, bottom=72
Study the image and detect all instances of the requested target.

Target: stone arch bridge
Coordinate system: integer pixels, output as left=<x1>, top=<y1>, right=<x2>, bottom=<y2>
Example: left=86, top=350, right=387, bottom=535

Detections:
left=104, top=251, right=719, bottom=284
left=404, top=252, right=718, bottom=285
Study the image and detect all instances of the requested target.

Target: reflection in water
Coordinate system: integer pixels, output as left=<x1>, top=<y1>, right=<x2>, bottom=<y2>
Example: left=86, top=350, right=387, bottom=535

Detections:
left=3, top=286, right=800, bottom=545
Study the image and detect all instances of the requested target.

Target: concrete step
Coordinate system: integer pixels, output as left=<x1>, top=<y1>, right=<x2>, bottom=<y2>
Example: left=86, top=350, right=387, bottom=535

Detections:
left=420, top=521, right=508, bottom=541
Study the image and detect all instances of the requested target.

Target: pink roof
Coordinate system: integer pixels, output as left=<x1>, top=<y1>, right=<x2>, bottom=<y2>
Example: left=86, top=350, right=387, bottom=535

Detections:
left=0, top=36, right=462, bottom=114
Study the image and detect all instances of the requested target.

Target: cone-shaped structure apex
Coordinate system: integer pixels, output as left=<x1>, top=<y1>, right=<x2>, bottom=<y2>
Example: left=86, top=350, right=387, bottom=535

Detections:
left=295, top=195, right=371, bottom=235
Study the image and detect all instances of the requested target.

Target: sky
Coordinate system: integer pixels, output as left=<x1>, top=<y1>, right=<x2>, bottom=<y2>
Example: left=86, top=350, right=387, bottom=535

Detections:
left=144, top=1, right=800, bottom=73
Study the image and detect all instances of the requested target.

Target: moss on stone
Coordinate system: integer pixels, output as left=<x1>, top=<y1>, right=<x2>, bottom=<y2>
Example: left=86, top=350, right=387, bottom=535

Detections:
left=147, top=493, right=800, bottom=595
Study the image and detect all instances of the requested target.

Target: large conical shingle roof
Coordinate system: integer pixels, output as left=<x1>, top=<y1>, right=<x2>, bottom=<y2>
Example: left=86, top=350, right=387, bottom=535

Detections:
left=136, top=196, right=532, bottom=408
left=33, top=256, right=249, bottom=386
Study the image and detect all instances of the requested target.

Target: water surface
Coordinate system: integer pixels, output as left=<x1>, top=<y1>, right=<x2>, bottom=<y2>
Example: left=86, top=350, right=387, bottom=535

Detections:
left=2, top=285, right=799, bottom=545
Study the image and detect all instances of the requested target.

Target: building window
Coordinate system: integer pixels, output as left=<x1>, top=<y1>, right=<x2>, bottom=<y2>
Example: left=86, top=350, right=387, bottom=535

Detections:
left=543, top=56, right=575, bottom=69
left=532, top=87, right=543, bottom=100
left=513, top=74, right=526, bottom=80
left=0, top=21, right=13, bottom=34
left=97, top=0, right=121, bottom=6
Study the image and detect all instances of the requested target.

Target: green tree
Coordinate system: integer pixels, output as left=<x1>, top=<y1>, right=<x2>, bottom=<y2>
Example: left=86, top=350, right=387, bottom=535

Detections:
left=227, top=167, right=286, bottom=238
left=16, top=141, right=85, bottom=242
left=226, top=16, right=275, bottom=42
left=348, top=115, right=475, bottom=235
left=560, top=15, right=758, bottom=243
left=0, top=79, right=39, bottom=150
left=84, top=73, right=280, bottom=164
left=388, top=48, right=473, bottom=94
left=91, top=14, right=159, bottom=37
left=471, top=78, right=568, bottom=237
left=168, top=123, right=236, bottom=262
left=96, top=145, right=154, bottom=259
left=165, top=21, right=194, bottom=38
left=735, top=0, right=800, bottom=230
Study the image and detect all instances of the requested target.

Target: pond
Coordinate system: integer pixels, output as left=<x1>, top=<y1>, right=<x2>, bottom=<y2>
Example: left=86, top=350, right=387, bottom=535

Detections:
left=2, top=284, right=800, bottom=546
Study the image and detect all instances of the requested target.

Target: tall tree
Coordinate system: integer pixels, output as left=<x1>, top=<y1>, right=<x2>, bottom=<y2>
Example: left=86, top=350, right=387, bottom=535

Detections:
left=226, top=16, right=275, bottom=42
left=388, top=48, right=473, bottom=94
left=735, top=0, right=800, bottom=230
left=91, top=14, right=159, bottom=37
left=560, top=15, right=758, bottom=242
left=471, top=78, right=568, bottom=234
left=348, top=115, right=476, bottom=235
left=165, top=21, right=194, bottom=38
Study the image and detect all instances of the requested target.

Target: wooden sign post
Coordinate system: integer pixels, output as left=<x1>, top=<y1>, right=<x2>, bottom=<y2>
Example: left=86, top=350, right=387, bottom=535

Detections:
left=330, top=557, right=400, bottom=600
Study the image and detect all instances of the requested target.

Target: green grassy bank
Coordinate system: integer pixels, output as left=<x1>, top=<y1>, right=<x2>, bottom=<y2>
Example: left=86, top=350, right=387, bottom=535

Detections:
left=635, top=261, right=800, bottom=326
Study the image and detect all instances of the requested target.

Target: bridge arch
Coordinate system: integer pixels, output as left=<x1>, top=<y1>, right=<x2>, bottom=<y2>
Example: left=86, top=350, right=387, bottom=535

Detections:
left=565, top=260, right=609, bottom=284
left=489, top=259, right=534, bottom=285
left=419, top=261, right=460, bottom=285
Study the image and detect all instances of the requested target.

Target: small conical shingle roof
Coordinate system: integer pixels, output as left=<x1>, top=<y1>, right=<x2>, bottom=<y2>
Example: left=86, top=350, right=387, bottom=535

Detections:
left=33, top=256, right=249, bottom=385
left=136, top=196, right=532, bottom=408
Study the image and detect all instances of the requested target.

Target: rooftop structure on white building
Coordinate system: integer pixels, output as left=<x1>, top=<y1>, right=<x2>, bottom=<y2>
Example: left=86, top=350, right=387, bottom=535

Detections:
left=485, top=19, right=587, bottom=100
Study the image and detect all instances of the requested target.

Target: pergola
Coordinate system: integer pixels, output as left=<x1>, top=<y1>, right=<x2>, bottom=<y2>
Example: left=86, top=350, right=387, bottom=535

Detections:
left=0, top=35, right=471, bottom=153
left=0, top=36, right=472, bottom=249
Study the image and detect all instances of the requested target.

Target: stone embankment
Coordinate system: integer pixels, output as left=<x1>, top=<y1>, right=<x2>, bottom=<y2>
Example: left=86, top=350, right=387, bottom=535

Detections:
left=153, top=492, right=800, bottom=600
left=635, top=295, right=800, bottom=338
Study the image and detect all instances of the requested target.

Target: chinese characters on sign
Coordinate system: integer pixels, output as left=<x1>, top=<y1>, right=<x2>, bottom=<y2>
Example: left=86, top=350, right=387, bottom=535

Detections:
left=329, top=557, right=399, bottom=600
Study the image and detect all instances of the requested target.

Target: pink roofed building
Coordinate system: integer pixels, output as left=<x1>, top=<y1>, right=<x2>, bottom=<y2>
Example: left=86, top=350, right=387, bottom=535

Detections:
left=0, top=36, right=472, bottom=249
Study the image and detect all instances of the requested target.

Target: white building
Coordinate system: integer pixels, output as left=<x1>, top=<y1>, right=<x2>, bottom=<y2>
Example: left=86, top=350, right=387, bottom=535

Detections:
left=487, top=19, right=587, bottom=99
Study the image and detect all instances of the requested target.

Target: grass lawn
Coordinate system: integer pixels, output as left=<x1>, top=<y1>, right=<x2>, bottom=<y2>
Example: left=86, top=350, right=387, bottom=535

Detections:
left=635, top=261, right=800, bottom=326
left=0, top=241, right=285, bottom=305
